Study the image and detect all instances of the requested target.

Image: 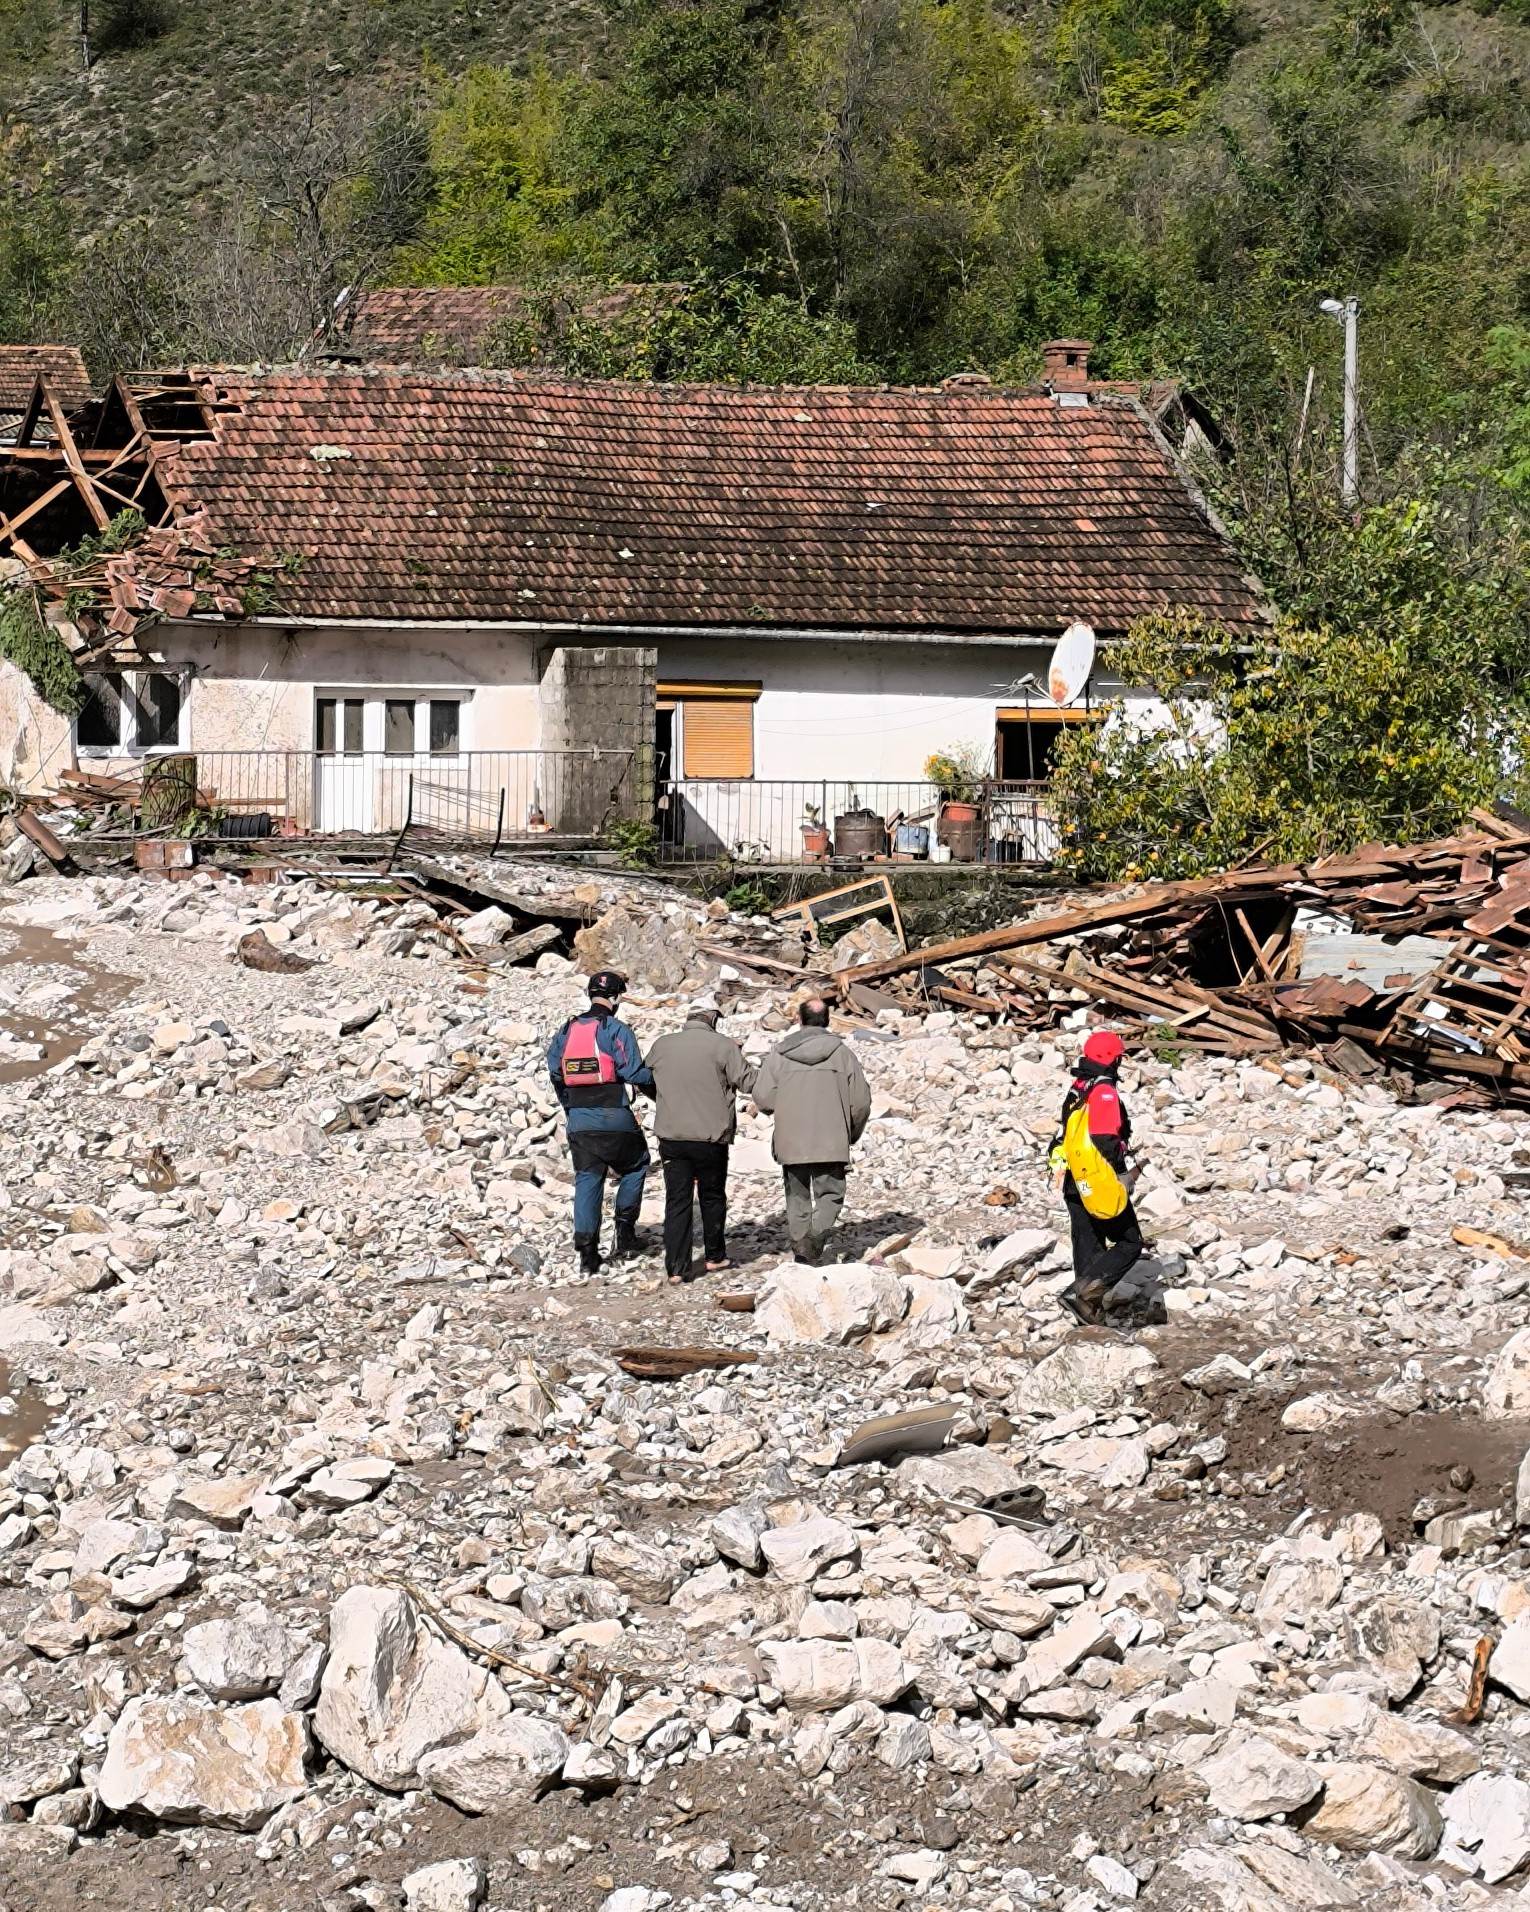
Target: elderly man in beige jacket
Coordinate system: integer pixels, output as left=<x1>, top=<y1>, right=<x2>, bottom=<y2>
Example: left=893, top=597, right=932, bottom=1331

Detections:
left=753, top=997, right=871, bottom=1265
left=648, top=994, right=756, bottom=1282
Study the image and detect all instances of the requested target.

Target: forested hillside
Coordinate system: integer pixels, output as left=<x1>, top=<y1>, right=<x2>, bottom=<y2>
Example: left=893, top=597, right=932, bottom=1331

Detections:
left=2, top=0, right=1529, bottom=865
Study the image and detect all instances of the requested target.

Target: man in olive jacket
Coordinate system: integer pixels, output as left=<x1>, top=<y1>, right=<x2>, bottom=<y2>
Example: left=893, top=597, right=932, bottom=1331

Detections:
left=753, top=997, right=872, bottom=1265
left=648, top=995, right=757, bottom=1280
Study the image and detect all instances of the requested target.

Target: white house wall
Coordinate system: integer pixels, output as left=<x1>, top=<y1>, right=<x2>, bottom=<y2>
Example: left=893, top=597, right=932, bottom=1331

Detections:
left=651, top=636, right=1162, bottom=860
left=0, top=623, right=543, bottom=831
left=0, top=620, right=1173, bottom=857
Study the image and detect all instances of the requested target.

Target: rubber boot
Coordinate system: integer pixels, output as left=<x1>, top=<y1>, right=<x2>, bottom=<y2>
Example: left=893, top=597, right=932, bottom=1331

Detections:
left=1059, top=1281, right=1107, bottom=1329
left=575, top=1234, right=602, bottom=1275
left=611, top=1216, right=645, bottom=1261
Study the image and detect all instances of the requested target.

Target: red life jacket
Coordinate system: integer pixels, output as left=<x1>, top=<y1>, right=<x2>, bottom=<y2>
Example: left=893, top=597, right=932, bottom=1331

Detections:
left=560, top=1013, right=620, bottom=1106
left=1077, top=1076, right=1123, bottom=1141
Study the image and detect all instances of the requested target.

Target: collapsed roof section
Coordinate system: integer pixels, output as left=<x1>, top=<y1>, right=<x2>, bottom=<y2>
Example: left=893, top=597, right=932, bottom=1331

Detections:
left=0, top=371, right=284, bottom=669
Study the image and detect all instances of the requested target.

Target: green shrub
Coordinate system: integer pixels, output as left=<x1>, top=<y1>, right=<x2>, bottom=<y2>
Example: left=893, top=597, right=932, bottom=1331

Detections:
left=92, top=0, right=172, bottom=55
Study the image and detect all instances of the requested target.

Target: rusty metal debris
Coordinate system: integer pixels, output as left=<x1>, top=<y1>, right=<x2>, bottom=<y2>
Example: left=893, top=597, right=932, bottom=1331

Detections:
left=835, top=813, right=1530, bottom=1105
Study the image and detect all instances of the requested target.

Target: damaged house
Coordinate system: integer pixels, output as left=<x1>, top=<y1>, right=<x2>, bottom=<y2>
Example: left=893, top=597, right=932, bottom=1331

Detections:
left=0, top=349, right=1263, bottom=857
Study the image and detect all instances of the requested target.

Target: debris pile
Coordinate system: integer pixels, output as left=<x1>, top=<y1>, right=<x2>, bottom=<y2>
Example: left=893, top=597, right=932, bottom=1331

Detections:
left=1, top=860, right=1530, bottom=1906
left=841, top=813, right=1530, bottom=1104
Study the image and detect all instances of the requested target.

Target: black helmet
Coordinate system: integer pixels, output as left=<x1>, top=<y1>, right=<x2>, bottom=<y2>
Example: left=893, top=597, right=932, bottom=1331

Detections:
left=587, top=969, right=627, bottom=1002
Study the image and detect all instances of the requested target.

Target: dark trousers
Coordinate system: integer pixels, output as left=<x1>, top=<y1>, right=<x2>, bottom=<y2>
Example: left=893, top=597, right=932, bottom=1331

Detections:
left=1064, top=1187, right=1144, bottom=1297
left=569, top=1128, right=649, bottom=1243
left=660, top=1139, right=729, bottom=1276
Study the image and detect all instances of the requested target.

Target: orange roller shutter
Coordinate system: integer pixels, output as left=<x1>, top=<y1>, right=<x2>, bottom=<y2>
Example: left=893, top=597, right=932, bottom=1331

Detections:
left=682, top=697, right=754, bottom=779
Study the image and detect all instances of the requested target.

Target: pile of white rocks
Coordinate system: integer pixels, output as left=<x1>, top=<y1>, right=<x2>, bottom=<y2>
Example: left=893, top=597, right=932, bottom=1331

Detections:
left=0, top=866, right=1522, bottom=1908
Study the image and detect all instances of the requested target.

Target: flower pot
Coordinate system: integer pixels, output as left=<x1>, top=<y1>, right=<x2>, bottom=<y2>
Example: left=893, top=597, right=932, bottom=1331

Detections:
left=801, top=824, right=830, bottom=860
left=940, top=798, right=979, bottom=823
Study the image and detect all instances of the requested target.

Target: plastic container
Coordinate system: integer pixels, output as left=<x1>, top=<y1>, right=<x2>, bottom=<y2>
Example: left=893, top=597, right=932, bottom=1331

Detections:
left=929, top=842, right=952, bottom=864
left=893, top=823, right=929, bottom=857
left=833, top=808, right=886, bottom=858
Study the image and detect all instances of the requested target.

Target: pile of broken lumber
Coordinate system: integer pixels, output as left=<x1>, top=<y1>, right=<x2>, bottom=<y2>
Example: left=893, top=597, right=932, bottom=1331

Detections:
left=834, top=811, right=1530, bottom=1104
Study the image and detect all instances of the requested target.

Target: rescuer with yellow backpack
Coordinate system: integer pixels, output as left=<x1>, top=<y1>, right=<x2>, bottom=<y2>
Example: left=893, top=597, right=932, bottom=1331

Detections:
left=1048, top=1030, right=1144, bottom=1329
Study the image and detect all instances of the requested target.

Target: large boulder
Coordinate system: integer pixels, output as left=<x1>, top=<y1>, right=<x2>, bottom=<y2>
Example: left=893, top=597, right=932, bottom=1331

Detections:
left=416, top=1715, right=571, bottom=1813
left=964, top=1229, right=1056, bottom=1299
left=1300, top=1762, right=1442, bottom=1859
left=1342, top=1598, right=1439, bottom=1703
left=313, top=1585, right=506, bottom=1790
left=1012, top=1341, right=1157, bottom=1416
left=1484, top=1328, right=1530, bottom=1418
left=759, top=1640, right=912, bottom=1712
left=1489, top=1610, right=1530, bottom=1702
left=756, top=1264, right=908, bottom=1346
left=759, top=1514, right=859, bottom=1585
left=404, top=1859, right=488, bottom=1912
left=183, top=1610, right=301, bottom=1701
left=1173, top=1845, right=1360, bottom=1910
left=1442, top=1772, right=1530, bottom=1883
left=98, top=1696, right=308, bottom=1830
left=1196, top=1731, right=1322, bottom=1821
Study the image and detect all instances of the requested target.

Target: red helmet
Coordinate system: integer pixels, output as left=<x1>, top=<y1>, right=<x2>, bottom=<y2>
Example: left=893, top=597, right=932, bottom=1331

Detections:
left=1082, top=1030, right=1125, bottom=1067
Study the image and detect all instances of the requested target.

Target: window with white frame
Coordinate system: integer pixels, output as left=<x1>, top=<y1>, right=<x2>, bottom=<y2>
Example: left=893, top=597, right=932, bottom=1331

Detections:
left=316, top=692, right=465, bottom=757
left=75, top=671, right=187, bottom=755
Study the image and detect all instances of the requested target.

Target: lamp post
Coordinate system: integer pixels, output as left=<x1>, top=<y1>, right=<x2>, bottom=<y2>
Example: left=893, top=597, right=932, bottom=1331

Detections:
left=1318, top=296, right=1360, bottom=506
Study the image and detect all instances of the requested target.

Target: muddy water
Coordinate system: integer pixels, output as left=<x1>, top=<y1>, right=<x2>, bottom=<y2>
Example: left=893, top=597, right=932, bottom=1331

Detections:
left=0, top=1363, right=52, bottom=1462
left=0, top=922, right=133, bottom=1083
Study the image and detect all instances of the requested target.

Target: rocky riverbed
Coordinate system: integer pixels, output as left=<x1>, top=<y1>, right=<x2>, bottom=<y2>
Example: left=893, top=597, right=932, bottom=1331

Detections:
left=0, top=863, right=1527, bottom=1911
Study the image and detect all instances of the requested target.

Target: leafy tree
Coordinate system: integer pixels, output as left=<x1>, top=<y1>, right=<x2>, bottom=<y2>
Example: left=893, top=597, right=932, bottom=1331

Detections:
left=483, top=276, right=875, bottom=383
left=404, top=62, right=586, bottom=285
left=1051, top=494, right=1530, bottom=879
left=1056, top=0, right=1235, bottom=136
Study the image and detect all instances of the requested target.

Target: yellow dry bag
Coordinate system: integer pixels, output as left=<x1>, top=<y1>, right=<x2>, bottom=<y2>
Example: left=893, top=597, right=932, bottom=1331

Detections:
left=1061, top=1102, right=1128, bottom=1221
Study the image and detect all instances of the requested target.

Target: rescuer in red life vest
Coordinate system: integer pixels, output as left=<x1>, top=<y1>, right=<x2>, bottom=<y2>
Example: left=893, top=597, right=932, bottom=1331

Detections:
left=1047, top=1030, right=1144, bottom=1328
left=546, top=970, right=655, bottom=1275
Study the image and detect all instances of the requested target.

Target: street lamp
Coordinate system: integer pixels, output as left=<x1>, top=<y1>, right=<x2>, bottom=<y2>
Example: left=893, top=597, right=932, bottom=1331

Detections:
left=1319, top=296, right=1360, bottom=506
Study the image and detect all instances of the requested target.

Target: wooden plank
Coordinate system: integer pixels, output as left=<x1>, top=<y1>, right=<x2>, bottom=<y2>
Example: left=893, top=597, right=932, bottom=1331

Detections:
left=932, top=985, right=1006, bottom=1014
left=0, top=478, right=73, bottom=545
left=846, top=887, right=1196, bottom=984
left=1234, top=905, right=1276, bottom=984
left=42, top=388, right=112, bottom=532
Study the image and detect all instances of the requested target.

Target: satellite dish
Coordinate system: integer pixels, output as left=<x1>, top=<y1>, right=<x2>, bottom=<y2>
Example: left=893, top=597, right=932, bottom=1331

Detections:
left=1047, top=620, right=1096, bottom=706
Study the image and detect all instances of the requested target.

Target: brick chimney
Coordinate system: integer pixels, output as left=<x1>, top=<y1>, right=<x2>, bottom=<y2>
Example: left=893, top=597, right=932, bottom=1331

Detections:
left=1042, top=339, right=1093, bottom=392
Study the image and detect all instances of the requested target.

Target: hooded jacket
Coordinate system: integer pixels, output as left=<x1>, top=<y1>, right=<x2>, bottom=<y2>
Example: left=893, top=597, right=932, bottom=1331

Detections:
left=752, top=1026, right=872, bottom=1166
left=648, top=1016, right=757, bottom=1144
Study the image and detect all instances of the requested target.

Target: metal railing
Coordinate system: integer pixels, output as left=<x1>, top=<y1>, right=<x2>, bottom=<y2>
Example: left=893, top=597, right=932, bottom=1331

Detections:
left=62, top=748, right=641, bottom=843
left=52, top=755, right=1063, bottom=864
left=654, top=778, right=1058, bottom=864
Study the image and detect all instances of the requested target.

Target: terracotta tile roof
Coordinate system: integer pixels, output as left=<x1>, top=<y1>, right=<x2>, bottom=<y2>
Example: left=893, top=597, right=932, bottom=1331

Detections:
left=0, top=345, right=92, bottom=417
left=156, top=369, right=1267, bottom=635
left=336, top=285, right=682, bottom=365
